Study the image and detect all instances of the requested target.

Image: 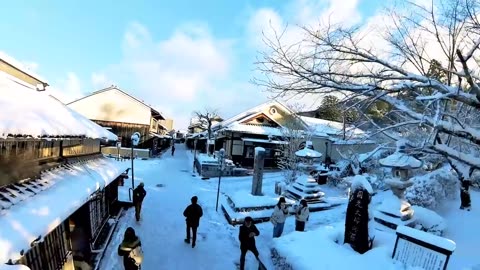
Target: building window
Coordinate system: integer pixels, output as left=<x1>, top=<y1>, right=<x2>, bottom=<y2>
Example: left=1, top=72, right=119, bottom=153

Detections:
left=89, top=189, right=108, bottom=240
left=20, top=222, right=70, bottom=270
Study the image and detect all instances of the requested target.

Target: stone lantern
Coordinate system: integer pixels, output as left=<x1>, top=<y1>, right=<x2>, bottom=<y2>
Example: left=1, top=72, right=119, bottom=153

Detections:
left=295, top=142, right=322, bottom=172
left=373, top=141, right=423, bottom=230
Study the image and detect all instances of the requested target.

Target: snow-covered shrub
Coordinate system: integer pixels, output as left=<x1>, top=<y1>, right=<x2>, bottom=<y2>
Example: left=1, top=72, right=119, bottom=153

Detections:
left=412, top=206, right=447, bottom=236
left=405, top=167, right=458, bottom=209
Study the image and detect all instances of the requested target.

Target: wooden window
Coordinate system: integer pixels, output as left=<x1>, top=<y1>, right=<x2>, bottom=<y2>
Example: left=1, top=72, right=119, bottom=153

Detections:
left=20, top=222, right=70, bottom=270
left=89, top=189, right=108, bottom=240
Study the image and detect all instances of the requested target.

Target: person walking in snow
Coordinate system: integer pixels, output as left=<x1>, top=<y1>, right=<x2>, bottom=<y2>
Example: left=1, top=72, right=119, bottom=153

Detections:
left=295, top=199, right=310, bottom=232
left=183, top=196, right=203, bottom=248
left=118, top=227, right=143, bottom=270
left=270, top=197, right=289, bottom=238
left=171, top=144, right=175, bottom=156
left=239, top=216, right=260, bottom=270
left=133, top=182, right=147, bottom=222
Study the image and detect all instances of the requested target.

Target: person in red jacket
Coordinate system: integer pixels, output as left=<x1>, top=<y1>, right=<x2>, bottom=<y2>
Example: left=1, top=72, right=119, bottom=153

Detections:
left=238, top=216, right=260, bottom=270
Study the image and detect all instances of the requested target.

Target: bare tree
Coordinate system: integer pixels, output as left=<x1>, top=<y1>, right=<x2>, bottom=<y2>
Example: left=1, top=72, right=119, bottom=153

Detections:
left=277, top=117, right=312, bottom=185
left=254, top=0, right=480, bottom=209
left=193, top=108, right=221, bottom=154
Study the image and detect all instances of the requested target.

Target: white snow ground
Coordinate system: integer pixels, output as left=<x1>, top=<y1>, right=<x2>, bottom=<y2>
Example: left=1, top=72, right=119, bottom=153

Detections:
left=99, top=144, right=266, bottom=270
left=100, top=144, right=480, bottom=269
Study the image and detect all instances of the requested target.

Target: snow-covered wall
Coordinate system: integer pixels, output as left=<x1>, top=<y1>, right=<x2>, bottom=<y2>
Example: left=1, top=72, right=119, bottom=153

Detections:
left=68, top=88, right=152, bottom=125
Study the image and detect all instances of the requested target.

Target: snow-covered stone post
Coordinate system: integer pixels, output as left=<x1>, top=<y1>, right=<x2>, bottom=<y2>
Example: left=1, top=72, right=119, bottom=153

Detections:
left=344, top=178, right=373, bottom=254
left=374, top=140, right=422, bottom=229
left=252, top=147, right=265, bottom=196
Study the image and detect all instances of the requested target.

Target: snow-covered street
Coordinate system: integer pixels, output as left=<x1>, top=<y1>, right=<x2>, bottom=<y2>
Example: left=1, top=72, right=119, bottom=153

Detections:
left=100, top=144, right=270, bottom=270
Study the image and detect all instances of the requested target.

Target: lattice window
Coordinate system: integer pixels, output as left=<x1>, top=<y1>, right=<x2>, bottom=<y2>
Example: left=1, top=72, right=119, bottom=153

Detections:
left=19, top=222, right=70, bottom=270
left=89, top=189, right=108, bottom=239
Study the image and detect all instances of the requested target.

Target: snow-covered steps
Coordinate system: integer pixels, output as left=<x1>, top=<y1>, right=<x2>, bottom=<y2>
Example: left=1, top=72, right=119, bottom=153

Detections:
left=373, top=210, right=417, bottom=232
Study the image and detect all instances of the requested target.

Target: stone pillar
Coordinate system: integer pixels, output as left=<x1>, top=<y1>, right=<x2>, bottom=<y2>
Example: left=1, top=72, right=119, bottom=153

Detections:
left=252, top=147, right=265, bottom=196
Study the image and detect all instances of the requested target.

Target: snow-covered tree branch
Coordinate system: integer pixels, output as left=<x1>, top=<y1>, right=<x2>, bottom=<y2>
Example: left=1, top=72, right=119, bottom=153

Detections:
left=255, top=0, right=480, bottom=209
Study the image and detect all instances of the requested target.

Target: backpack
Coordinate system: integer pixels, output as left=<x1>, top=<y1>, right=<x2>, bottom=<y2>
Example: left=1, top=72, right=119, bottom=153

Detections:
left=129, top=245, right=144, bottom=266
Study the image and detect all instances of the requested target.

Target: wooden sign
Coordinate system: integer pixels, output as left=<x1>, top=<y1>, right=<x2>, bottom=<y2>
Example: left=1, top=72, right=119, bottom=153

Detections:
left=392, top=226, right=456, bottom=270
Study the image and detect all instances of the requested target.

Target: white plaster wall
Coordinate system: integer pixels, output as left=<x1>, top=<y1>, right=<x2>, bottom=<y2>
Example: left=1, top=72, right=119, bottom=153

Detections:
left=68, top=89, right=151, bottom=125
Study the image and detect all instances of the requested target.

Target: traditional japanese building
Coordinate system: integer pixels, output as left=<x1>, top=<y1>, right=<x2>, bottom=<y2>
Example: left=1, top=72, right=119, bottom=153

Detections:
left=67, top=86, right=171, bottom=155
left=0, top=57, right=129, bottom=270
left=187, top=100, right=376, bottom=169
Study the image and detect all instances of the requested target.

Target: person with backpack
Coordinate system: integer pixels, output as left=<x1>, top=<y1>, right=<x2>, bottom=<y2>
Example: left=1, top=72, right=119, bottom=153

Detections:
left=183, top=196, right=203, bottom=248
left=270, top=197, right=289, bottom=238
left=238, top=216, right=260, bottom=270
left=295, top=199, right=310, bottom=232
left=133, top=182, right=147, bottom=222
left=118, top=227, right=143, bottom=270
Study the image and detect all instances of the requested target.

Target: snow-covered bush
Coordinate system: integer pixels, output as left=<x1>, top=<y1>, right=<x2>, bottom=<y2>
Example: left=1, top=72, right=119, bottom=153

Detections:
left=405, top=167, right=458, bottom=209
left=412, top=206, right=447, bottom=236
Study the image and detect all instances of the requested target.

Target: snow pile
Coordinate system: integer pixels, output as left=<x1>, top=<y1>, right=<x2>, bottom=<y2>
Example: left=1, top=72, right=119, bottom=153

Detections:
left=0, top=157, right=129, bottom=263
left=397, top=226, right=456, bottom=252
left=412, top=206, right=447, bottom=236
left=196, top=154, right=218, bottom=164
left=379, top=151, right=422, bottom=169
left=345, top=174, right=384, bottom=191
left=229, top=190, right=294, bottom=209
left=273, top=223, right=404, bottom=270
left=295, top=148, right=322, bottom=158
left=349, top=175, right=374, bottom=194
left=405, top=167, right=458, bottom=209
left=0, top=265, right=31, bottom=270
left=0, top=72, right=117, bottom=140
left=255, top=147, right=265, bottom=155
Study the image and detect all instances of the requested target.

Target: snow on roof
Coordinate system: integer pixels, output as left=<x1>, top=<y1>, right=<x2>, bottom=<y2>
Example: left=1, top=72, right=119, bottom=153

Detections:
left=212, top=100, right=295, bottom=130
left=295, top=148, right=322, bottom=158
left=224, top=123, right=284, bottom=137
left=0, top=157, right=129, bottom=263
left=0, top=51, right=48, bottom=85
left=68, top=86, right=165, bottom=120
left=0, top=265, right=30, bottom=270
left=300, top=116, right=365, bottom=138
left=0, top=72, right=117, bottom=140
left=379, top=151, right=422, bottom=169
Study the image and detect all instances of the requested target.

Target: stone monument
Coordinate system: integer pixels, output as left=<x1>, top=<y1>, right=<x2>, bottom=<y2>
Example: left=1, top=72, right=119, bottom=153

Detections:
left=252, top=147, right=265, bottom=196
left=344, top=185, right=372, bottom=254
left=374, top=141, right=422, bottom=230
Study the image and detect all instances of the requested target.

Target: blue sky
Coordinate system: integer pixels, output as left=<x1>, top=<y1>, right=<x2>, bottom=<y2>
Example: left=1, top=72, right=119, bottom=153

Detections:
left=0, top=0, right=384, bottom=129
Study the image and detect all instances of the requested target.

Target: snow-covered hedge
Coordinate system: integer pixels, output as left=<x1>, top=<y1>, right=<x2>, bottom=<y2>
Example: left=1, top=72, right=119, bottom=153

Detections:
left=405, top=167, right=458, bottom=209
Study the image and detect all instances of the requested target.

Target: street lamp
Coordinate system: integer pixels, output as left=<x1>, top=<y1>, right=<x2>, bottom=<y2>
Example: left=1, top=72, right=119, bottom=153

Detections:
left=215, top=148, right=226, bottom=212
left=130, top=132, right=141, bottom=196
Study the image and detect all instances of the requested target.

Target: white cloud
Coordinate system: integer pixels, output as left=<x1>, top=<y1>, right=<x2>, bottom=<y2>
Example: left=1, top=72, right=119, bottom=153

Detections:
left=95, top=21, right=237, bottom=129
left=91, top=72, right=111, bottom=89
left=46, top=72, right=85, bottom=104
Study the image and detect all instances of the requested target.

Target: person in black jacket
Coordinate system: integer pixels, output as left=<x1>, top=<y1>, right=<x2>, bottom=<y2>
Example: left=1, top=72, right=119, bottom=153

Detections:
left=171, top=144, right=175, bottom=156
left=239, top=216, right=260, bottom=270
left=118, top=227, right=142, bottom=270
left=133, top=182, right=147, bottom=222
left=183, top=196, right=203, bottom=248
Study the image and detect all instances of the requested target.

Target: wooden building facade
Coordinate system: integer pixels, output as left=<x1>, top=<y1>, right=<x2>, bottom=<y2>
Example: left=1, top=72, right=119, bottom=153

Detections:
left=67, top=86, right=171, bottom=156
